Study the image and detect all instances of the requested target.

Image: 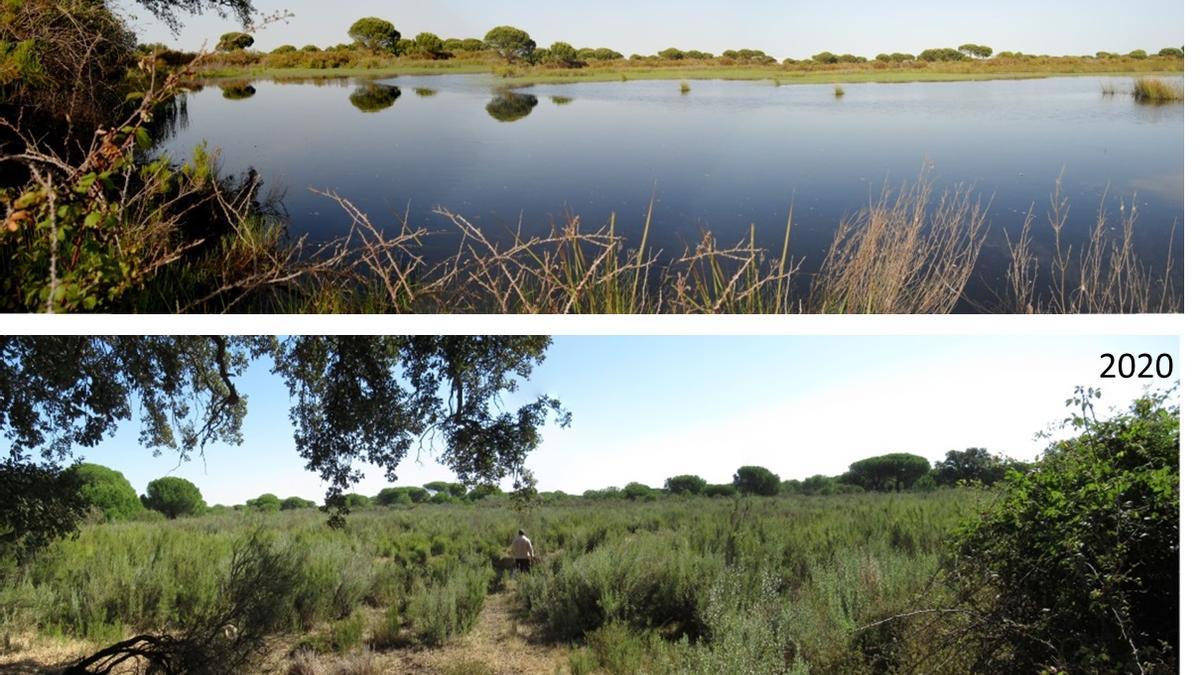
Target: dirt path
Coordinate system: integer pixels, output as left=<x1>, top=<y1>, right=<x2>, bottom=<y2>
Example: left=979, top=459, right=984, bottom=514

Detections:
left=386, top=582, right=569, bottom=674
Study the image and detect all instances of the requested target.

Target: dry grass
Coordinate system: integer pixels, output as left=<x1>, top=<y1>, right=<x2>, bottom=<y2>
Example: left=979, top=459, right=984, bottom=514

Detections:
left=1132, top=77, right=1183, bottom=102
left=0, top=633, right=112, bottom=674
left=286, top=648, right=384, bottom=675
left=330, top=192, right=803, bottom=315
left=807, top=171, right=988, bottom=314
left=1003, top=177, right=1180, bottom=314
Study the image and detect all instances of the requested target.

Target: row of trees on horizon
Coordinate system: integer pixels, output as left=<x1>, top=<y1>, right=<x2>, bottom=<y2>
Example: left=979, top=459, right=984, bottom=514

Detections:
left=192, top=17, right=1185, bottom=68
left=64, top=447, right=1026, bottom=524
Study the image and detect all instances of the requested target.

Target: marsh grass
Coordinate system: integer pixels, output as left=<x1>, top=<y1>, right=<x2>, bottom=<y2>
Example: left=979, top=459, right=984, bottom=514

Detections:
left=834, top=84, right=845, bottom=97
left=1132, top=76, right=1183, bottom=102
left=250, top=176, right=1175, bottom=315
left=340, top=194, right=802, bottom=314
left=679, top=81, right=691, bottom=94
left=1002, top=177, right=1180, bottom=313
left=807, top=171, right=988, bottom=314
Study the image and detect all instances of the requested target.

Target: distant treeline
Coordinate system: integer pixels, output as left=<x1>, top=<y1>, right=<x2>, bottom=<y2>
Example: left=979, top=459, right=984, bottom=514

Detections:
left=173, top=17, right=1185, bottom=70
left=69, top=447, right=1026, bottom=524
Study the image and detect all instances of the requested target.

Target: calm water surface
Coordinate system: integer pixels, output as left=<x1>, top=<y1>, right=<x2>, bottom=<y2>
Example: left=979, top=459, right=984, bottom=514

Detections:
left=160, top=75, right=1184, bottom=297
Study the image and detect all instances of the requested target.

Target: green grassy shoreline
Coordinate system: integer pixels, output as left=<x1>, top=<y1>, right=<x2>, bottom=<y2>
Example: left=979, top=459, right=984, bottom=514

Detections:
left=195, top=62, right=1182, bottom=87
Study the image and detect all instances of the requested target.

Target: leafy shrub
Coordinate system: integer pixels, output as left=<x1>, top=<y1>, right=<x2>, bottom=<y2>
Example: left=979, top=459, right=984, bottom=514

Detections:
left=664, top=475, right=707, bottom=495
left=406, top=565, right=489, bottom=646
left=703, top=484, right=737, bottom=498
left=375, top=487, right=412, bottom=507
left=348, top=17, right=401, bottom=54
left=216, top=32, right=254, bottom=52
left=733, top=467, right=780, bottom=496
left=677, top=568, right=805, bottom=674
left=330, top=611, right=366, bottom=653
left=369, top=606, right=405, bottom=650
left=248, top=493, right=282, bottom=512
left=519, top=533, right=719, bottom=640
left=946, top=390, right=1179, bottom=672
left=143, top=477, right=205, bottom=518
left=622, top=482, right=655, bottom=501
left=71, top=463, right=142, bottom=521
left=282, top=496, right=317, bottom=511
left=292, top=540, right=373, bottom=628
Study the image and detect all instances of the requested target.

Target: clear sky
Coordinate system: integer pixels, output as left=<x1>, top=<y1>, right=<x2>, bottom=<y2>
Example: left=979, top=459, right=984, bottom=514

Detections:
left=71, top=336, right=1179, bottom=506
left=115, top=0, right=1183, bottom=58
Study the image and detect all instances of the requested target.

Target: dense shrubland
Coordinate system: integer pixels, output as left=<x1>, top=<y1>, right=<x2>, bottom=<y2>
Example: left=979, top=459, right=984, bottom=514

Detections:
left=0, top=391, right=1178, bottom=672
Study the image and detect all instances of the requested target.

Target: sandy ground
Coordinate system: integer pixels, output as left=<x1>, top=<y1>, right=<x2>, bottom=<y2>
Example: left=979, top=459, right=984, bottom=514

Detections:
left=3, top=584, right=570, bottom=675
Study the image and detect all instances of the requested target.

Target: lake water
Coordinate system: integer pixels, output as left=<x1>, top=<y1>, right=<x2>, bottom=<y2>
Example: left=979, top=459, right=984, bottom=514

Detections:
left=160, top=75, right=1184, bottom=302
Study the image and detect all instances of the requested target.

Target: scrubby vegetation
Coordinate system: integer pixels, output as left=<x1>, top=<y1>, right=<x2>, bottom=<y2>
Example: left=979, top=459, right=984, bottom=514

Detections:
left=0, top=390, right=1178, bottom=673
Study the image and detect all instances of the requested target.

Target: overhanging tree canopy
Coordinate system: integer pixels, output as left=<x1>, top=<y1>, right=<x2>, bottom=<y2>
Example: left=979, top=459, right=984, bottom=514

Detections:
left=0, top=336, right=568, bottom=540
left=134, top=0, right=257, bottom=33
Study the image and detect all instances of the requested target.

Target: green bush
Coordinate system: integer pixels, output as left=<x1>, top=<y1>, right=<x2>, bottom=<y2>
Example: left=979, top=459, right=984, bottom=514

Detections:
left=143, top=477, right=205, bottom=519
left=485, top=25, right=536, bottom=64
left=947, top=390, right=1179, bottom=672
left=281, top=496, right=316, bottom=511
left=412, top=32, right=446, bottom=59
left=406, top=565, right=489, bottom=646
left=519, top=533, right=719, bottom=640
left=247, top=493, right=281, bottom=512
left=71, top=463, right=142, bottom=521
left=216, top=32, right=254, bottom=52
left=622, top=482, right=655, bottom=501
left=703, top=484, right=737, bottom=498
left=330, top=611, right=366, bottom=653
left=376, top=487, right=412, bottom=507
left=664, top=475, right=707, bottom=495
left=733, top=467, right=780, bottom=496
left=348, top=17, right=401, bottom=54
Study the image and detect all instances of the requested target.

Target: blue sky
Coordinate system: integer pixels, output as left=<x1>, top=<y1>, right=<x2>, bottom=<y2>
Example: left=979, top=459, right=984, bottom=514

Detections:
left=116, top=0, right=1183, bottom=57
left=71, top=336, right=1179, bottom=505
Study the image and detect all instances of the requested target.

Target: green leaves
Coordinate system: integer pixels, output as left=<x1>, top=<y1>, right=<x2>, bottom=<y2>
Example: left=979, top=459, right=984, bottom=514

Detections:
left=948, top=390, right=1179, bottom=672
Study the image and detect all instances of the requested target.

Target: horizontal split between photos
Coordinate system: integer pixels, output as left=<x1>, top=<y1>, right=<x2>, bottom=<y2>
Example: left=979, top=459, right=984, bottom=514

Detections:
left=0, top=335, right=1180, bottom=673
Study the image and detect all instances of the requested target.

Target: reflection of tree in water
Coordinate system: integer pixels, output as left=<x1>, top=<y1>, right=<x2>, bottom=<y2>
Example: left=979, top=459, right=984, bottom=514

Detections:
left=414, top=87, right=438, bottom=98
left=145, top=93, right=191, bottom=147
left=486, top=92, right=539, bottom=122
left=220, top=83, right=257, bottom=100
left=550, top=96, right=573, bottom=106
left=349, top=84, right=402, bottom=113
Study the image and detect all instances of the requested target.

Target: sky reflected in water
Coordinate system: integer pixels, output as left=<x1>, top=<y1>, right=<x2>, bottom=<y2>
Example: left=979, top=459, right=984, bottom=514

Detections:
left=161, top=75, right=1184, bottom=296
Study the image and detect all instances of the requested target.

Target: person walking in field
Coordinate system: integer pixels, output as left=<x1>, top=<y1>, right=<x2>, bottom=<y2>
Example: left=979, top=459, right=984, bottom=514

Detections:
left=511, top=529, right=536, bottom=572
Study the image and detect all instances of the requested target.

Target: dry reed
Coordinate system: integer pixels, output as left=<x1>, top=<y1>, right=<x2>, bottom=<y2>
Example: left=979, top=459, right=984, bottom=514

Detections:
left=807, top=171, right=988, bottom=314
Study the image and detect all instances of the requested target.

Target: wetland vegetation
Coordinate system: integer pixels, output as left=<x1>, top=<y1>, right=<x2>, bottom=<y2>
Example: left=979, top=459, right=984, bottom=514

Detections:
left=1, top=2, right=1184, bottom=314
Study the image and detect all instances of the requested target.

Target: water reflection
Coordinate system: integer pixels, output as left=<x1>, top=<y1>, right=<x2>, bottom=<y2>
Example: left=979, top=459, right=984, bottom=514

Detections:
left=220, top=83, right=256, bottom=100
left=414, top=87, right=438, bottom=98
left=350, top=83, right=402, bottom=113
left=163, top=75, right=1183, bottom=302
left=486, top=92, right=538, bottom=122
left=551, top=96, right=574, bottom=106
